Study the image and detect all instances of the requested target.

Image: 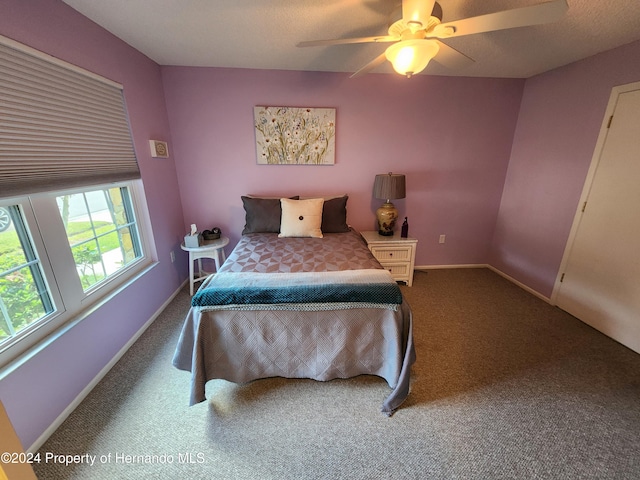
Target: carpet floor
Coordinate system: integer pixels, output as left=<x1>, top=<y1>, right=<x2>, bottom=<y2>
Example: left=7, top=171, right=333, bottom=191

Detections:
left=33, top=268, right=640, bottom=479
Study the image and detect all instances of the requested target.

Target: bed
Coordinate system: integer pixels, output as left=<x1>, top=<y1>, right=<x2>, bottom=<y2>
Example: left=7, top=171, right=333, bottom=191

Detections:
left=172, top=195, right=415, bottom=415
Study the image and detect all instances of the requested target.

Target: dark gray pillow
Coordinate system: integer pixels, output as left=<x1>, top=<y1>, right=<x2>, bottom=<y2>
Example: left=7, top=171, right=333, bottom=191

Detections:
left=321, top=195, right=349, bottom=233
left=241, top=196, right=299, bottom=234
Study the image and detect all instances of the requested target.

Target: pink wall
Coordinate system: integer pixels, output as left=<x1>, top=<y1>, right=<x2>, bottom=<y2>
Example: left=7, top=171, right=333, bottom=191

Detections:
left=489, top=40, right=640, bottom=297
left=0, top=0, right=187, bottom=448
left=162, top=67, right=524, bottom=266
left=8, top=0, right=637, bottom=451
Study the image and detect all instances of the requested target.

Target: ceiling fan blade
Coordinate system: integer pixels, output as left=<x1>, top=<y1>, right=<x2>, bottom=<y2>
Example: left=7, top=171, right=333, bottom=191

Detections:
left=432, top=41, right=474, bottom=70
left=297, top=36, right=398, bottom=48
left=402, top=0, right=436, bottom=28
left=350, top=53, right=388, bottom=78
left=431, top=0, right=568, bottom=38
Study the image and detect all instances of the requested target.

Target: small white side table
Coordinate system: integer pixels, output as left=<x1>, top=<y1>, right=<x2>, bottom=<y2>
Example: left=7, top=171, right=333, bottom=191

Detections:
left=181, top=236, right=229, bottom=295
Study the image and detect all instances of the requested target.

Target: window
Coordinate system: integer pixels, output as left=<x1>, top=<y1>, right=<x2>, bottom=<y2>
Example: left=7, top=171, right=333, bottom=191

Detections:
left=0, top=37, right=152, bottom=367
left=57, top=187, right=142, bottom=292
left=0, top=206, right=54, bottom=345
left=0, top=183, right=150, bottom=367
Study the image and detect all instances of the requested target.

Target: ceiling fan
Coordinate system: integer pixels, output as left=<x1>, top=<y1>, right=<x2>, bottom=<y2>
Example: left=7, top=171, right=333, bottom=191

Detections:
left=297, top=0, right=568, bottom=78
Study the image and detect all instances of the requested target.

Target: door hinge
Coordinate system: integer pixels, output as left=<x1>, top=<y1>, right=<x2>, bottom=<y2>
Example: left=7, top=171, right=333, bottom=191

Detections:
left=581, top=201, right=587, bottom=212
left=560, top=273, right=565, bottom=283
left=607, top=115, right=614, bottom=128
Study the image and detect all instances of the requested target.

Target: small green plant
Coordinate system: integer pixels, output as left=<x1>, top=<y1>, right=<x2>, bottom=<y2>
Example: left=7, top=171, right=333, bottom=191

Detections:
left=0, top=264, right=48, bottom=338
left=72, top=243, right=104, bottom=289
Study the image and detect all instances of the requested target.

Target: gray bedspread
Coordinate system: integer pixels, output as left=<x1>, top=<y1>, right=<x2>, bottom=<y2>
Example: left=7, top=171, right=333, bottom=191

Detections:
left=172, top=229, right=416, bottom=416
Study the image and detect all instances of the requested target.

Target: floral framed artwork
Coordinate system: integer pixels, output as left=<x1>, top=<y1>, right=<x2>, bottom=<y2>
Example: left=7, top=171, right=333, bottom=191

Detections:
left=254, top=106, right=336, bottom=165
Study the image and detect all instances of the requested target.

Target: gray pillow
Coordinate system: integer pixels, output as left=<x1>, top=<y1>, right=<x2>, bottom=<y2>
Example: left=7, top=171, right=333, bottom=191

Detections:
left=321, top=195, right=349, bottom=233
left=241, top=196, right=299, bottom=234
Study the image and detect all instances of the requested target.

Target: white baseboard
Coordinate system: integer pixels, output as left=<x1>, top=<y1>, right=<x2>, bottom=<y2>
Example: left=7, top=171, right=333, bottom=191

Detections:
left=27, top=279, right=188, bottom=453
left=414, top=264, right=551, bottom=304
left=415, top=264, right=487, bottom=270
left=485, top=265, right=551, bottom=304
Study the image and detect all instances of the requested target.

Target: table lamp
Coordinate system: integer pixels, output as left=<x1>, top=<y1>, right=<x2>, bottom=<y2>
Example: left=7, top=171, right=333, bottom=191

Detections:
left=373, top=172, right=406, bottom=236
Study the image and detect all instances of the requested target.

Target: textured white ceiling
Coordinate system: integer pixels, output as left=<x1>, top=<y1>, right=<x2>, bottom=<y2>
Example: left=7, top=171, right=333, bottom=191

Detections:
left=62, top=0, right=640, bottom=78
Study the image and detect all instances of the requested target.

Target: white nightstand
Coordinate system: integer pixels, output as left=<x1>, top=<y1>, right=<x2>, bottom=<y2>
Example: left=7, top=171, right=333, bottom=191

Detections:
left=181, top=236, right=229, bottom=295
left=361, top=231, right=418, bottom=287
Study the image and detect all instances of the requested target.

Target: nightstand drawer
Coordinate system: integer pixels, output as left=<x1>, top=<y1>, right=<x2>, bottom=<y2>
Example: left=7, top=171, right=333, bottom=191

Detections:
left=370, top=246, right=412, bottom=262
left=381, top=263, right=410, bottom=277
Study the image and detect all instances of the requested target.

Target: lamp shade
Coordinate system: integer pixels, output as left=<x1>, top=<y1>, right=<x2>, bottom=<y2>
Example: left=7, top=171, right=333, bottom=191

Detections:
left=373, top=173, right=406, bottom=201
left=385, top=39, right=440, bottom=77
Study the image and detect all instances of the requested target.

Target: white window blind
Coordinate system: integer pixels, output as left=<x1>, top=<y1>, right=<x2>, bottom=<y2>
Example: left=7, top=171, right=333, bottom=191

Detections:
left=0, top=37, right=140, bottom=198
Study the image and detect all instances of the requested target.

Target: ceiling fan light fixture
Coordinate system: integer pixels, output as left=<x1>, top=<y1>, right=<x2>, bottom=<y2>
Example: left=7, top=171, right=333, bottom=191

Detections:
left=406, top=19, right=423, bottom=33
left=385, top=40, right=440, bottom=78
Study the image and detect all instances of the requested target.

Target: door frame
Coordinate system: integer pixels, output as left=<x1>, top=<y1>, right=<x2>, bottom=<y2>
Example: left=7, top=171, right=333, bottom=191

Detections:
left=550, top=80, right=640, bottom=305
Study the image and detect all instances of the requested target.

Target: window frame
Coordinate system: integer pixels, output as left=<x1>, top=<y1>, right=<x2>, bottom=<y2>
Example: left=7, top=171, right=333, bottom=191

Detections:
left=0, top=180, right=154, bottom=369
left=0, top=200, right=62, bottom=357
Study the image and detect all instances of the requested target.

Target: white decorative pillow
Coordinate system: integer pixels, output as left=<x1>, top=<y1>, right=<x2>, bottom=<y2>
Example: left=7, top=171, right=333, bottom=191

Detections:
left=279, top=198, right=324, bottom=238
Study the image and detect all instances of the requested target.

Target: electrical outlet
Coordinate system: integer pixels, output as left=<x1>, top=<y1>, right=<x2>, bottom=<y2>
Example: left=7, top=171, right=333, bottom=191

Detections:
left=439, top=234, right=446, bottom=244
left=170, top=250, right=175, bottom=263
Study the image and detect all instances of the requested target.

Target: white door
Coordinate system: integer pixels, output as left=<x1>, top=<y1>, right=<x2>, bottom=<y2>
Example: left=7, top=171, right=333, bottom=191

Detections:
left=554, top=85, right=640, bottom=353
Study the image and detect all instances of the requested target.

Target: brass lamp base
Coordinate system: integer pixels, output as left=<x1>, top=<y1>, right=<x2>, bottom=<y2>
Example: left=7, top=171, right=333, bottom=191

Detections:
left=376, top=201, right=398, bottom=236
